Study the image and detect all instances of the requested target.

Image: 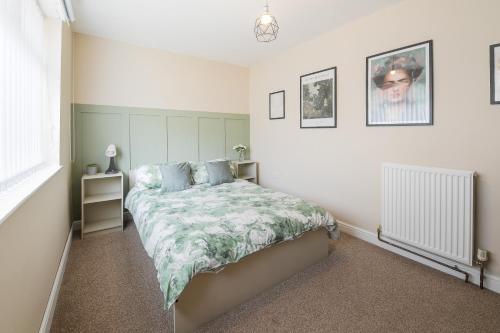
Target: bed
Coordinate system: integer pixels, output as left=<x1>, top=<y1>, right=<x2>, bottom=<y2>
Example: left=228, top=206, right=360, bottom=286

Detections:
left=126, top=166, right=339, bottom=332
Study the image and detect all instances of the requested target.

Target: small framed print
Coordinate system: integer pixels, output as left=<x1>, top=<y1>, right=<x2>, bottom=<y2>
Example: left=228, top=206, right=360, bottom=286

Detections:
left=269, top=90, right=285, bottom=119
left=490, top=43, right=500, bottom=104
left=366, top=40, right=433, bottom=126
left=300, top=67, right=337, bottom=128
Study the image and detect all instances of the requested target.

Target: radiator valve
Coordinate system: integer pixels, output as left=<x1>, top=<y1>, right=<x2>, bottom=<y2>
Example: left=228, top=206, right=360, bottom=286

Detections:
left=474, top=248, right=489, bottom=289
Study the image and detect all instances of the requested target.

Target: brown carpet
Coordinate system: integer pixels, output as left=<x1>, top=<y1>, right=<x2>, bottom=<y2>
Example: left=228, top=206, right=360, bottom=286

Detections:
left=51, top=220, right=500, bottom=333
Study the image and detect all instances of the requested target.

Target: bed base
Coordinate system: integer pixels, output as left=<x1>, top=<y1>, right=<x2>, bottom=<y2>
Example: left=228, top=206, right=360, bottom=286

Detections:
left=173, top=229, right=329, bottom=333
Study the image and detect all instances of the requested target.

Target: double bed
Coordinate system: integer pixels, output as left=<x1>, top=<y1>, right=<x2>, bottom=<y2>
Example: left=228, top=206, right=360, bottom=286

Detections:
left=126, top=168, right=339, bottom=332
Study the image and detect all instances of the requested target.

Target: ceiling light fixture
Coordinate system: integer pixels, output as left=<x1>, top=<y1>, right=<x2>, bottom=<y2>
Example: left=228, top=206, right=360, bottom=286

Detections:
left=254, top=0, right=279, bottom=42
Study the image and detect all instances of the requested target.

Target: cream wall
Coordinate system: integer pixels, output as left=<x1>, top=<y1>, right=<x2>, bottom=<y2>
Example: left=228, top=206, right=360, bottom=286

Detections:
left=249, top=0, right=500, bottom=276
left=74, top=33, right=249, bottom=113
left=0, top=23, right=72, bottom=332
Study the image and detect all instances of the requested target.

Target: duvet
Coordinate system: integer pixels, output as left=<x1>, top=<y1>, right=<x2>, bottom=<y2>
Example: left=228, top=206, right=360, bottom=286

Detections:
left=125, top=180, right=338, bottom=308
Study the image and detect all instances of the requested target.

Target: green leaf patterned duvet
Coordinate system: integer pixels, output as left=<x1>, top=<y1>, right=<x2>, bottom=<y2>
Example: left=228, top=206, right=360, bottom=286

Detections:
left=125, top=180, right=339, bottom=309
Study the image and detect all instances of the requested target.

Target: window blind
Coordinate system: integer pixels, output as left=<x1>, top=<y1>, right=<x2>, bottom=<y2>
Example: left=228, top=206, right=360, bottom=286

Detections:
left=0, top=0, right=50, bottom=191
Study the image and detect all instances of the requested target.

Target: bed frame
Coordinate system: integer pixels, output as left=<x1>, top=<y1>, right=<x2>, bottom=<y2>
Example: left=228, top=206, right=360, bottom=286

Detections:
left=174, top=229, right=328, bottom=332
left=129, top=171, right=330, bottom=333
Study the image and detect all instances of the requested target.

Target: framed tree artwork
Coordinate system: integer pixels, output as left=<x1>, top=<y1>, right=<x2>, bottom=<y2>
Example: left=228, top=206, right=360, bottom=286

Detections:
left=269, top=90, right=285, bottom=119
left=300, top=67, right=337, bottom=128
left=366, top=40, right=433, bottom=126
left=490, top=43, right=500, bottom=104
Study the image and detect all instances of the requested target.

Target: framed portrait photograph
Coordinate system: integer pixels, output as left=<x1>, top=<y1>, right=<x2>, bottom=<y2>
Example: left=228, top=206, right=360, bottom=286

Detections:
left=300, top=67, right=337, bottom=128
left=269, top=90, right=285, bottom=119
left=490, top=43, right=500, bottom=104
left=366, top=40, right=433, bottom=126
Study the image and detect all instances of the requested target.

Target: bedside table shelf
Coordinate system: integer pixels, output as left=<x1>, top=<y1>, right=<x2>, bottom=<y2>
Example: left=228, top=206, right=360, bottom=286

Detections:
left=81, top=172, right=123, bottom=238
left=82, top=172, right=123, bottom=180
left=83, top=192, right=122, bottom=204
left=232, top=160, right=258, bottom=184
left=84, top=217, right=123, bottom=234
left=238, top=175, right=256, bottom=181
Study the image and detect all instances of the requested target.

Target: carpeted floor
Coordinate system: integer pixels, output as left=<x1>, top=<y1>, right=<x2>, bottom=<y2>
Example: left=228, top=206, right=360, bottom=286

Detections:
left=51, top=220, right=500, bottom=333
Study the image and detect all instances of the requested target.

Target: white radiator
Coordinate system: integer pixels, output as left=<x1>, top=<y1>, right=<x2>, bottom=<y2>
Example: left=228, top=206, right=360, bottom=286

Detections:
left=381, top=163, right=475, bottom=265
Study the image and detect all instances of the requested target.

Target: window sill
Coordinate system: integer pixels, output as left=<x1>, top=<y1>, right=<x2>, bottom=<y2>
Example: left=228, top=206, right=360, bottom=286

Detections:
left=0, top=165, right=63, bottom=226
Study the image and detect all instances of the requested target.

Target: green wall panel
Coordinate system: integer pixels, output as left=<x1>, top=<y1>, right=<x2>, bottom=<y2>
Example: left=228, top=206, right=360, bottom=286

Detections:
left=130, top=114, right=166, bottom=168
left=72, top=104, right=249, bottom=220
left=81, top=112, right=124, bottom=172
left=225, top=118, right=250, bottom=161
left=198, top=117, right=225, bottom=161
left=167, top=116, right=196, bottom=162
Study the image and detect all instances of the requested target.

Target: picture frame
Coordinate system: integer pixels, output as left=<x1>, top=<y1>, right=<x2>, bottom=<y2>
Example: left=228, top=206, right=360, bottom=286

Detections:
left=300, top=67, right=337, bottom=128
left=366, top=40, right=433, bottom=126
left=269, top=90, right=285, bottom=119
left=490, top=42, right=500, bottom=105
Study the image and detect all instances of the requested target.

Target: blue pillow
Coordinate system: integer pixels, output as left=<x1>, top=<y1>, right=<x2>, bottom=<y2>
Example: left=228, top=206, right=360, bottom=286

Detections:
left=159, top=162, right=192, bottom=192
left=205, top=160, right=234, bottom=186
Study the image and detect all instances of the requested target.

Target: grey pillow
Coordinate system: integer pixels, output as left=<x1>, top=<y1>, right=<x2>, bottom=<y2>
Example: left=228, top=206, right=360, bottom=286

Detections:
left=159, top=162, right=192, bottom=192
left=205, top=160, right=234, bottom=186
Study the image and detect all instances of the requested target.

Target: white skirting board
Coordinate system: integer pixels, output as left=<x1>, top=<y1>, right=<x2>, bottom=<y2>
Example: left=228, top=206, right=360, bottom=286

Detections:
left=38, top=225, right=73, bottom=333
left=337, top=221, right=500, bottom=294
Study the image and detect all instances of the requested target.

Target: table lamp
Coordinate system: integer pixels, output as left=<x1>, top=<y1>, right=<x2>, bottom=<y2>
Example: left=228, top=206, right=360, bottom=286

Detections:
left=105, top=144, right=119, bottom=174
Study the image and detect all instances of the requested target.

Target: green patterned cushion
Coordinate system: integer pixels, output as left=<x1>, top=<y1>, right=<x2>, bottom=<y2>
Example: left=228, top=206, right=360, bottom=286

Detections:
left=189, top=159, right=236, bottom=185
left=189, top=161, right=209, bottom=184
left=134, top=164, right=162, bottom=189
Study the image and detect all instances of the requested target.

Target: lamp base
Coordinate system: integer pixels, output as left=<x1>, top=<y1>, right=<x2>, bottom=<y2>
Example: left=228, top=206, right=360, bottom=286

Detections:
left=105, top=157, right=119, bottom=174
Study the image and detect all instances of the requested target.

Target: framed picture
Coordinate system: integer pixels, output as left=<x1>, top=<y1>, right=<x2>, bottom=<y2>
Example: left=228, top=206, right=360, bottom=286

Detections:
left=490, top=43, right=500, bottom=104
left=269, top=90, right=285, bottom=119
left=366, top=40, right=433, bottom=126
left=300, top=67, right=337, bottom=128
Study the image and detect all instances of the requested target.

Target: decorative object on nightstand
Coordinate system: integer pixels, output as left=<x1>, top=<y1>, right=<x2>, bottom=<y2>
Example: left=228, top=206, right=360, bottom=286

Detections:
left=105, top=144, right=119, bottom=174
left=85, top=164, right=98, bottom=175
left=81, top=172, right=123, bottom=239
left=232, top=160, right=258, bottom=184
left=233, top=144, right=247, bottom=161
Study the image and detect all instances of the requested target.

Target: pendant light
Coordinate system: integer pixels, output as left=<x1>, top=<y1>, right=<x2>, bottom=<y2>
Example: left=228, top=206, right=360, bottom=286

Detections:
left=254, top=0, right=279, bottom=42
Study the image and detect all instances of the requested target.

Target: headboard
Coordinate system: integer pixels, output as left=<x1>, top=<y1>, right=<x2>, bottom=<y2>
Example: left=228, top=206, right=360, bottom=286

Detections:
left=72, top=103, right=250, bottom=220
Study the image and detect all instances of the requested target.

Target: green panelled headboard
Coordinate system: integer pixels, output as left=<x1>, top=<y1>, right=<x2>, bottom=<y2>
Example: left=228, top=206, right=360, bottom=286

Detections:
left=71, top=103, right=250, bottom=220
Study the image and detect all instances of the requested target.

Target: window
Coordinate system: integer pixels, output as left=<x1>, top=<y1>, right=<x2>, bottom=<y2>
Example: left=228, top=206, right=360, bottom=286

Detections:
left=0, top=0, right=62, bottom=221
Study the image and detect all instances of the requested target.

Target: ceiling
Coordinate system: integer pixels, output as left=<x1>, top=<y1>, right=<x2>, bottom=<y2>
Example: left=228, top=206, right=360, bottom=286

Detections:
left=71, top=0, right=402, bottom=67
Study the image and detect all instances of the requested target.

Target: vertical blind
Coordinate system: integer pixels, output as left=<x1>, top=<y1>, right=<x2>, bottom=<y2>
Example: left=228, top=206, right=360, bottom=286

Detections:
left=0, top=0, right=49, bottom=191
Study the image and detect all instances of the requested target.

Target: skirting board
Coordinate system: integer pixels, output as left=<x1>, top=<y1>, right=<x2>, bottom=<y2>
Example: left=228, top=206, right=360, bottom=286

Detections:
left=38, top=225, right=73, bottom=333
left=337, top=220, right=500, bottom=294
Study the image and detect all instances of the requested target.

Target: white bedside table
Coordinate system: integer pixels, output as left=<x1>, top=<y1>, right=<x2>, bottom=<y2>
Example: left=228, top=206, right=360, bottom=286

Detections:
left=81, top=172, right=123, bottom=239
left=232, top=160, right=258, bottom=184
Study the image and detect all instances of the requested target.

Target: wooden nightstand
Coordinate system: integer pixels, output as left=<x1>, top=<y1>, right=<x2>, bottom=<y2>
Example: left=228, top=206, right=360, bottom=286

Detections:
left=81, top=172, right=123, bottom=239
left=232, top=160, right=258, bottom=184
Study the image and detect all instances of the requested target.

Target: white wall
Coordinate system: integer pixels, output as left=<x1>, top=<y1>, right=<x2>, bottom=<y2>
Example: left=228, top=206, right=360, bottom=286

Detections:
left=74, top=33, right=249, bottom=114
left=0, top=22, right=72, bottom=332
left=249, top=0, right=500, bottom=276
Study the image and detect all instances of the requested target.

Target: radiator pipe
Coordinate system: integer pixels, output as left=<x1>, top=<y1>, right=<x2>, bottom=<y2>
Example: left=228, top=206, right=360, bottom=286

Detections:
left=473, top=260, right=486, bottom=289
left=377, top=225, right=469, bottom=283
